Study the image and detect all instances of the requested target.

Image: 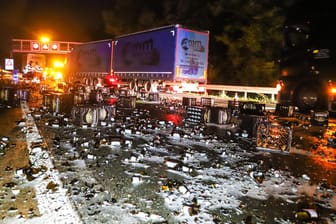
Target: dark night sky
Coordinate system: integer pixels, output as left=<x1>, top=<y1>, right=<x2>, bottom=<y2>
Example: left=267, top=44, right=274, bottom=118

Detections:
left=0, top=0, right=113, bottom=61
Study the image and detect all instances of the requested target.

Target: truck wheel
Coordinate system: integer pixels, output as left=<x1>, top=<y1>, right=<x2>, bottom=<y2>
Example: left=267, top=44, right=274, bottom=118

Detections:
left=294, top=83, right=325, bottom=113
left=129, top=80, right=138, bottom=91
left=84, top=78, right=88, bottom=85
left=144, top=81, right=151, bottom=92
left=93, top=78, right=99, bottom=86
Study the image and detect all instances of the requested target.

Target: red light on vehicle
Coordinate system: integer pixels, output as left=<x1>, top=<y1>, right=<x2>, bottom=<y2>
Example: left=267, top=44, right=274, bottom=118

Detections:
left=331, top=87, right=336, bottom=94
left=109, top=76, right=117, bottom=83
left=105, top=74, right=120, bottom=86
left=165, top=114, right=183, bottom=125
left=328, top=80, right=336, bottom=94
left=281, top=69, right=288, bottom=76
left=106, top=97, right=118, bottom=105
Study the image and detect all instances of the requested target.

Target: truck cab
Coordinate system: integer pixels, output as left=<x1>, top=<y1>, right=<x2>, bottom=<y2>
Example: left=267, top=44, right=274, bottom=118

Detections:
left=277, top=1, right=336, bottom=113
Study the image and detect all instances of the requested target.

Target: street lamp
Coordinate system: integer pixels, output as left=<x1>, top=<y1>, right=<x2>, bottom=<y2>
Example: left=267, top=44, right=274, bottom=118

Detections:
left=40, top=36, right=50, bottom=43
left=40, top=36, right=50, bottom=50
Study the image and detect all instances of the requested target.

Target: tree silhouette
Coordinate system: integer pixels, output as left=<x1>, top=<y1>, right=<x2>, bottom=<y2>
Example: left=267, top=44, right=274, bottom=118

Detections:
left=212, top=0, right=285, bottom=86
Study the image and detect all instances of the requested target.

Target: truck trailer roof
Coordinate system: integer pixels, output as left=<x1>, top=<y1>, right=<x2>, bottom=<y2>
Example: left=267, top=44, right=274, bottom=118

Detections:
left=115, top=24, right=209, bottom=39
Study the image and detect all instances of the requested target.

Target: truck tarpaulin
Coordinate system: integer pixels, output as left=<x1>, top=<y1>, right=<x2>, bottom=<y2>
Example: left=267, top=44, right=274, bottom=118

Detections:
left=112, top=26, right=175, bottom=76
left=112, top=25, right=209, bottom=83
left=66, top=39, right=113, bottom=74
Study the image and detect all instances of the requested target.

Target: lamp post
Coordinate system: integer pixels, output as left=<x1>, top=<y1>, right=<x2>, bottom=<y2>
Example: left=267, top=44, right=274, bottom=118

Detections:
left=41, top=36, right=50, bottom=50
left=40, top=36, right=50, bottom=43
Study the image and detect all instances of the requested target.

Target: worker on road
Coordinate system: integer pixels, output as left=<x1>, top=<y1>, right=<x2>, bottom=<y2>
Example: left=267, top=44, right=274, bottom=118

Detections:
left=23, top=61, right=34, bottom=79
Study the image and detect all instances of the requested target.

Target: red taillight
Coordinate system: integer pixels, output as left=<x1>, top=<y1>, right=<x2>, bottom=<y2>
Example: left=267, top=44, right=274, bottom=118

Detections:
left=328, top=80, right=336, bottom=94
left=106, top=97, right=118, bottom=105
left=330, top=87, right=336, bottom=94
left=281, top=69, right=288, bottom=77
left=165, top=114, right=183, bottom=125
left=106, top=74, right=119, bottom=86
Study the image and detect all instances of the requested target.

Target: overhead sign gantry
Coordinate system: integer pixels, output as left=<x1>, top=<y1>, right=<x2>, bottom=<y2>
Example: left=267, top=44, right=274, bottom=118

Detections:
left=11, top=39, right=82, bottom=54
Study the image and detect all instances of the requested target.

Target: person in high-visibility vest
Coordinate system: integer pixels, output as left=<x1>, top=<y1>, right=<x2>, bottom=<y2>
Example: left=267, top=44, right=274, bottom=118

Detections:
left=23, top=61, right=34, bottom=79
left=34, top=62, right=42, bottom=80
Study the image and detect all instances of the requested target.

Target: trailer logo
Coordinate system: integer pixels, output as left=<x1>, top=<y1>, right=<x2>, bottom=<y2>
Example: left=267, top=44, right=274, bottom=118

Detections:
left=181, top=38, right=205, bottom=52
left=122, top=39, right=160, bottom=66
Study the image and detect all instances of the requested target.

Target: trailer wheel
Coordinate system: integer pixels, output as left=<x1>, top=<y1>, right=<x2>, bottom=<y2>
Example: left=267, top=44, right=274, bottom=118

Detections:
left=93, top=78, right=99, bottom=86
left=85, top=78, right=95, bottom=87
left=74, top=81, right=82, bottom=89
left=84, top=78, right=90, bottom=86
left=89, top=78, right=94, bottom=86
left=144, top=81, right=151, bottom=92
left=129, top=80, right=138, bottom=91
left=294, top=82, right=326, bottom=113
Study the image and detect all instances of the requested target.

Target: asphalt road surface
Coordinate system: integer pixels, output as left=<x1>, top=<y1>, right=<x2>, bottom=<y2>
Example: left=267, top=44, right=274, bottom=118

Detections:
left=1, top=86, right=336, bottom=223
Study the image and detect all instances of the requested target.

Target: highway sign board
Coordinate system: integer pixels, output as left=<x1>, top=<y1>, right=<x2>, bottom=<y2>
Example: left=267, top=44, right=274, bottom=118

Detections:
left=5, top=58, right=14, bottom=70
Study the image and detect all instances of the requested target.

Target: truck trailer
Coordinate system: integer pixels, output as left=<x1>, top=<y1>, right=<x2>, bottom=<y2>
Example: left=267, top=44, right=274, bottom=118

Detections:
left=65, top=39, right=116, bottom=89
left=112, top=24, right=209, bottom=92
left=64, top=24, right=209, bottom=94
left=65, top=25, right=209, bottom=92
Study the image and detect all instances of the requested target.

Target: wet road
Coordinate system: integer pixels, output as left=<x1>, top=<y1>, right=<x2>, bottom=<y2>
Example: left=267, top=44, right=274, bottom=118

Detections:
left=32, top=99, right=336, bottom=223
left=1, top=86, right=336, bottom=223
left=0, top=106, right=40, bottom=220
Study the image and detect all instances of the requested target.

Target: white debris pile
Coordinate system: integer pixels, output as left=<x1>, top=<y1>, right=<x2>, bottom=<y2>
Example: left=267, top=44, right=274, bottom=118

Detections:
left=11, top=101, right=336, bottom=223
left=2, top=102, right=81, bottom=224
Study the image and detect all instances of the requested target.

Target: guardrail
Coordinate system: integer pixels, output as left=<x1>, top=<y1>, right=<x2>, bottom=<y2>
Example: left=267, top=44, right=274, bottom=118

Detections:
left=202, top=84, right=278, bottom=102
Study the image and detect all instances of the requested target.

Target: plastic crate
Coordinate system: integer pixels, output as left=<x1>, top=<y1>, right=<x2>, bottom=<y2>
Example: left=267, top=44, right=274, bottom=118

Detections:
left=185, top=106, right=205, bottom=124
left=256, top=122, right=292, bottom=152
